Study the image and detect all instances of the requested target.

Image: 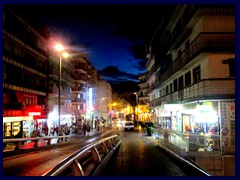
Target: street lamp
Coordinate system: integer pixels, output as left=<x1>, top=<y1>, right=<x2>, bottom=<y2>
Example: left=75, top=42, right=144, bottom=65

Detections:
left=55, top=44, right=69, bottom=127
left=134, top=92, right=138, bottom=126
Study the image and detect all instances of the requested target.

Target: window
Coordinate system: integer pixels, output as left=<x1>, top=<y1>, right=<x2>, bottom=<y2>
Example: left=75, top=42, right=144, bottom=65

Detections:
left=173, top=79, right=178, bottom=91
left=170, top=83, right=173, bottom=93
left=193, top=65, right=201, bottom=83
left=14, top=45, right=23, bottom=57
left=223, top=58, right=235, bottom=77
left=178, top=76, right=184, bottom=90
left=166, top=85, right=169, bottom=95
left=80, top=104, right=84, bottom=110
left=185, top=71, right=191, bottom=86
left=178, top=49, right=182, bottom=65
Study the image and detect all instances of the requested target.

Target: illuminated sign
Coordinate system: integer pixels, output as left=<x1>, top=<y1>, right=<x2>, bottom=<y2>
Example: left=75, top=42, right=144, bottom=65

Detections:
left=3, top=116, right=34, bottom=122
left=3, top=110, right=23, bottom=116
left=29, top=112, right=41, bottom=116
left=87, top=88, right=94, bottom=112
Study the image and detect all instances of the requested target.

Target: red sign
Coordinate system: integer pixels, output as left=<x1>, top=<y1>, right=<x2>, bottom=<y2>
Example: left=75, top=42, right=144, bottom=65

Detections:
left=3, top=110, right=23, bottom=116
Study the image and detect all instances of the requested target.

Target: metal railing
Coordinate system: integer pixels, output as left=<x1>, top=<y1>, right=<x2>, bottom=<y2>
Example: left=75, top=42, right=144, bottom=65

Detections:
left=151, top=125, right=221, bottom=154
left=42, top=135, right=121, bottom=176
left=3, top=135, right=71, bottom=152
left=150, top=125, right=213, bottom=176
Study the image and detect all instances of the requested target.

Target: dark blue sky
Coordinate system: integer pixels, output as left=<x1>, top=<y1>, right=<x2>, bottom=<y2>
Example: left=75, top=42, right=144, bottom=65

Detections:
left=4, top=0, right=238, bottom=92
left=7, top=4, right=167, bottom=84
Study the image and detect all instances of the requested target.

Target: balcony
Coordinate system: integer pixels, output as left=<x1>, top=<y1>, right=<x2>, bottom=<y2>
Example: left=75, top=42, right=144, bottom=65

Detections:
left=150, top=79, right=235, bottom=106
left=160, top=32, right=235, bottom=84
left=72, top=87, right=86, bottom=92
left=74, top=63, right=87, bottom=71
left=48, top=87, right=71, bottom=99
left=72, top=98, right=86, bottom=103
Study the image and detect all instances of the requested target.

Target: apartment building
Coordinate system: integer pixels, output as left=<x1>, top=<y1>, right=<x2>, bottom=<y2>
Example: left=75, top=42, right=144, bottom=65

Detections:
left=47, top=52, right=75, bottom=128
left=145, top=4, right=235, bottom=175
left=95, top=79, right=113, bottom=126
left=3, top=6, right=49, bottom=138
left=137, top=73, right=151, bottom=122
left=3, top=6, right=101, bottom=136
left=71, top=52, right=99, bottom=127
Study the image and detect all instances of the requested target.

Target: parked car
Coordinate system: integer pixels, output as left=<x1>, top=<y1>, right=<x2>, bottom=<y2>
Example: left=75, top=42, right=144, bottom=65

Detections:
left=123, top=121, right=134, bottom=131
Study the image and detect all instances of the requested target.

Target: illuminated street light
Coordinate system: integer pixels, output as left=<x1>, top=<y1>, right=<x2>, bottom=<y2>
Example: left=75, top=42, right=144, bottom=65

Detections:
left=134, top=92, right=138, bottom=127
left=54, top=43, right=67, bottom=127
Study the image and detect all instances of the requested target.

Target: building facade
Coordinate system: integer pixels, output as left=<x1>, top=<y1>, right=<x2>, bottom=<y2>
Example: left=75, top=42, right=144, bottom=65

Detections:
left=95, top=79, right=113, bottom=126
left=3, top=6, right=105, bottom=137
left=3, top=6, right=49, bottom=138
left=47, top=52, right=75, bottom=128
left=144, top=4, right=235, bottom=175
left=137, top=73, right=152, bottom=122
left=71, top=52, right=99, bottom=128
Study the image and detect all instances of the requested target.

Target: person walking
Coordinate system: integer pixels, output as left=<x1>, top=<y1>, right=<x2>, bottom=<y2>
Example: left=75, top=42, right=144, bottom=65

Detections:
left=58, top=126, right=65, bottom=142
left=64, top=124, right=70, bottom=135
left=83, top=122, right=87, bottom=135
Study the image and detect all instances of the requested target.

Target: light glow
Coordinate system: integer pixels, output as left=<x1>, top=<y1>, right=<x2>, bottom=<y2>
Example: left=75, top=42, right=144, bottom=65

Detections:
left=62, top=52, right=69, bottom=58
left=55, top=44, right=64, bottom=52
left=3, top=116, right=33, bottom=122
left=29, top=112, right=41, bottom=116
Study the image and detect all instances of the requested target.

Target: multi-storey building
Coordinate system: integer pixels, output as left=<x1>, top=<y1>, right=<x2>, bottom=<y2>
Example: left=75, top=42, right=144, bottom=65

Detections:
left=3, top=6, right=49, bottom=138
left=3, top=6, right=102, bottom=137
left=95, top=79, right=112, bottom=126
left=144, top=4, right=235, bottom=175
left=71, top=52, right=98, bottom=127
left=137, top=73, right=151, bottom=122
left=47, top=52, right=75, bottom=128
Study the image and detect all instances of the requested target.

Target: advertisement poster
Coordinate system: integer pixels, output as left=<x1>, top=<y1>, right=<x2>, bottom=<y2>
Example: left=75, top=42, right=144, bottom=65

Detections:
left=219, top=101, right=235, bottom=155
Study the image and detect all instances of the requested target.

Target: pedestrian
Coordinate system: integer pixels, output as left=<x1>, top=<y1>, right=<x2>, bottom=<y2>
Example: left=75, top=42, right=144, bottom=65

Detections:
left=50, top=127, right=55, bottom=136
left=97, top=119, right=100, bottom=131
left=83, top=122, right=87, bottom=135
left=64, top=124, right=70, bottom=135
left=55, top=126, right=59, bottom=135
left=94, top=120, right=97, bottom=129
left=87, top=123, right=90, bottom=132
left=58, top=126, right=64, bottom=142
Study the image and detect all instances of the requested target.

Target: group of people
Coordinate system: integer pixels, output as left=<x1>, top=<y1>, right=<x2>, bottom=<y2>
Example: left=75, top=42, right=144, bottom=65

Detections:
left=30, top=118, right=107, bottom=137
left=52, top=124, right=71, bottom=136
left=31, top=123, right=71, bottom=137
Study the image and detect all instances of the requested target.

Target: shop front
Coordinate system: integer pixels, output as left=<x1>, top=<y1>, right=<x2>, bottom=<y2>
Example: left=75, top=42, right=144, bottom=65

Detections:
left=182, top=101, right=220, bottom=151
left=3, top=110, right=34, bottom=138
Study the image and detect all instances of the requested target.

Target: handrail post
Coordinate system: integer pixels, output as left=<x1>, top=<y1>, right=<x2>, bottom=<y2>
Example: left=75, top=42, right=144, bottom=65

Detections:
left=101, top=142, right=109, bottom=154
left=34, top=139, right=40, bottom=148
left=91, top=147, right=101, bottom=163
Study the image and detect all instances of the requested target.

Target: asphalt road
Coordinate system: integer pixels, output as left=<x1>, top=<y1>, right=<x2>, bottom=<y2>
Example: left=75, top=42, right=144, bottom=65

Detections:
left=99, top=130, right=187, bottom=176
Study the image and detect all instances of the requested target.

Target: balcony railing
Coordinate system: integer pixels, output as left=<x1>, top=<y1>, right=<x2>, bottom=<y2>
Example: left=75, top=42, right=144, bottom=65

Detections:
left=149, top=79, right=235, bottom=106
left=160, top=32, right=235, bottom=84
left=74, top=63, right=87, bottom=70
left=72, top=98, right=86, bottom=103
left=72, top=87, right=86, bottom=92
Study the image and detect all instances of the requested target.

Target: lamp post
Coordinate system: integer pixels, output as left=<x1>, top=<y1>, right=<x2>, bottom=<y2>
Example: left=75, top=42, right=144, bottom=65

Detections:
left=55, top=44, right=64, bottom=127
left=134, top=92, right=138, bottom=126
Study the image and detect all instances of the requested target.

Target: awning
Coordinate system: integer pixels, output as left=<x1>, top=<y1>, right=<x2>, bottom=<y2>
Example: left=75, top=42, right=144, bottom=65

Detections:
left=16, top=91, right=37, bottom=102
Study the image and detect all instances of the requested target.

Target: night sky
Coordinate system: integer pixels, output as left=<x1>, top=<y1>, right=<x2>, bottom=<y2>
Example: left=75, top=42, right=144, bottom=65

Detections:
left=4, top=0, right=237, bottom=93
left=5, top=3, right=170, bottom=92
